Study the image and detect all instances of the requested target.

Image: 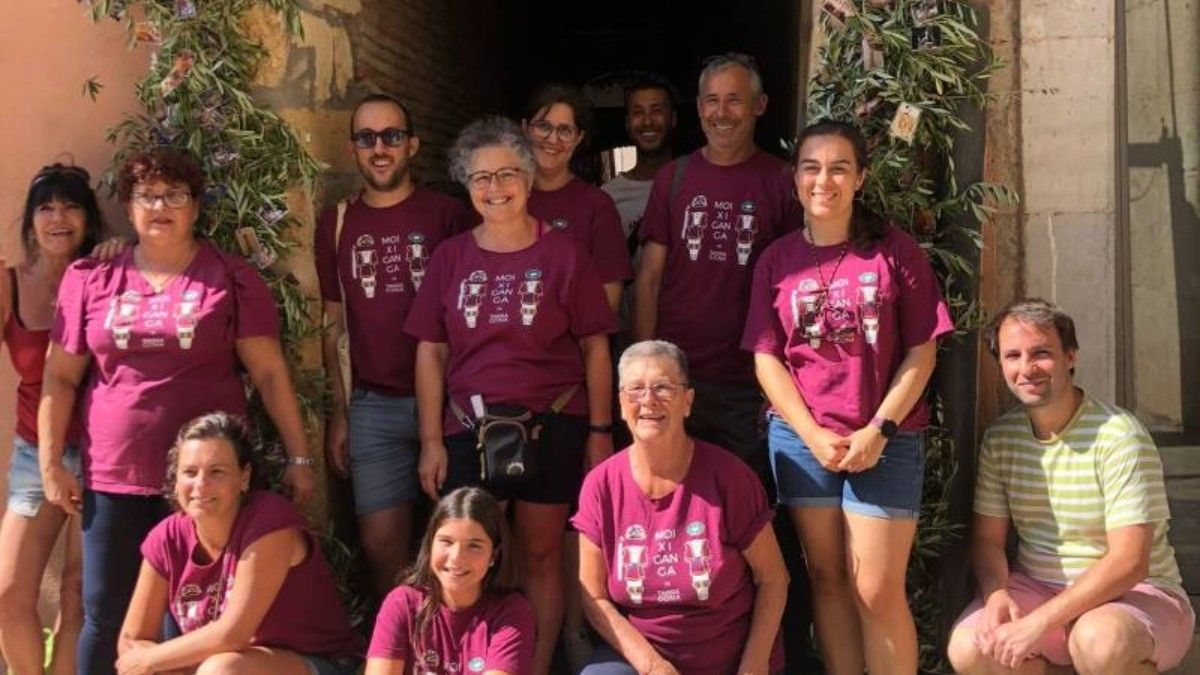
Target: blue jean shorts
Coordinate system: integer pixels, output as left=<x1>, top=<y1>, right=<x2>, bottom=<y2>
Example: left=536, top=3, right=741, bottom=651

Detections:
left=6, top=436, right=81, bottom=517
left=301, top=654, right=362, bottom=675
left=348, top=388, right=420, bottom=515
left=768, top=414, right=924, bottom=519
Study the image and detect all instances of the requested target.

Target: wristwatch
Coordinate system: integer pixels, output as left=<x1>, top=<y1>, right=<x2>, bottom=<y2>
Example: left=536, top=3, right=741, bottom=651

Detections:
left=287, top=456, right=316, bottom=468
left=870, top=416, right=898, bottom=439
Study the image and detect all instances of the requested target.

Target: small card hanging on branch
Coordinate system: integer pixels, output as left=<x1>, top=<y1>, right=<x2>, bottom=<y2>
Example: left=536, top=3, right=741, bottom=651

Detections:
left=911, top=0, right=940, bottom=25
left=821, top=0, right=855, bottom=30
left=260, top=208, right=288, bottom=226
left=234, top=227, right=280, bottom=270
left=159, top=52, right=195, bottom=98
left=862, top=34, right=885, bottom=71
left=889, top=103, right=922, bottom=144
left=175, top=0, right=198, bottom=20
left=134, top=22, right=161, bottom=44
left=911, top=26, right=941, bottom=51
left=856, top=97, right=883, bottom=118
left=211, top=146, right=240, bottom=168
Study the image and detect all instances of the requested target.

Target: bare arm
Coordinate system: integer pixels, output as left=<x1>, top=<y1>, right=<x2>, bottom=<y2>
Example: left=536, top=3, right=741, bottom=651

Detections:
left=603, top=282, right=623, bottom=314
left=736, top=526, right=789, bottom=675
left=117, top=562, right=170, bottom=656
left=415, top=340, right=449, bottom=499
left=838, top=339, right=938, bottom=472
left=237, top=336, right=315, bottom=504
left=38, top=344, right=92, bottom=515
left=321, top=300, right=349, bottom=477
left=631, top=242, right=666, bottom=342
left=579, top=333, right=614, bottom=469
left=753, top=352, right=846, bottom=469
left=116, top=528, right=303, bottom=673
left=579, top=537, right=678, bottom=675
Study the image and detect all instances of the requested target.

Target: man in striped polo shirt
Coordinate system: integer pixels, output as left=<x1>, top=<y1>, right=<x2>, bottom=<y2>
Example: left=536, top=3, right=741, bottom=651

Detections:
left=947, top=299, right=1194, bottom=674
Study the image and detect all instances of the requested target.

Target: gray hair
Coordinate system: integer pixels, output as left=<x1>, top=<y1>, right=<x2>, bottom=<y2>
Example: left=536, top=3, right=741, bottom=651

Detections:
left=697, top=52, right=763, bottom=99
left=447, top=116, right=537, bottom=187
left=617, top=340, right=690, bottom=385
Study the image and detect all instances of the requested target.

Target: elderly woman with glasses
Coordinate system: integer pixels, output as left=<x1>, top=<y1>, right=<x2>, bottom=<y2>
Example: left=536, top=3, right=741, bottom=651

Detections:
left=522, top=84, right=632, bottom=312
left=405, top=116, right=617, bottom=675
left=38, top=147, right=316, bottom=674
left=571, top=340, right=789, bottom=675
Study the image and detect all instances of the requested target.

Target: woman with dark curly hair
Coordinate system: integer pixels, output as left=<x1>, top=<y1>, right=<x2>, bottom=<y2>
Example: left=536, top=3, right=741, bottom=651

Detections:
left=37, top=147, right=316, bottom=674
left=117, top=413, right=361, bottom=675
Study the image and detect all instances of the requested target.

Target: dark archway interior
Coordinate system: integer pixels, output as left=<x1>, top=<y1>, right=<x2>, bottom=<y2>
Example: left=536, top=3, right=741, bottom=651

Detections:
left=494, top=0, right=803, bottom=165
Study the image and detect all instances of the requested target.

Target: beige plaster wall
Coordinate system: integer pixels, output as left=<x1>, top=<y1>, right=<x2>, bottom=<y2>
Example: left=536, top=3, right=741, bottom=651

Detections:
left=1018, top=0, right=1118, bottom=401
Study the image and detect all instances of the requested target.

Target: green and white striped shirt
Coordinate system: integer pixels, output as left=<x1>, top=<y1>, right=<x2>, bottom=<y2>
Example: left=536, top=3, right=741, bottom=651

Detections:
left=975, top=393, right=1183, bottom=595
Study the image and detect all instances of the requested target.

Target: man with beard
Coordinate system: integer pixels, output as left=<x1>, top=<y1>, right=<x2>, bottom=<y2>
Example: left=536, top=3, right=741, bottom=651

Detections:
left=633, top=53, right=801, bottom=478
left=947, top=300, right=1193, bottom=674
left=601, top=75, right=678, bottom=248
left=314, top=94, right=472, bottom=596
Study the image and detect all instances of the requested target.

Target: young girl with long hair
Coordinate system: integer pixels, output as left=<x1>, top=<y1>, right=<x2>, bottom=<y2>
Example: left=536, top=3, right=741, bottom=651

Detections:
left=366, top=487, right=534, bottom=675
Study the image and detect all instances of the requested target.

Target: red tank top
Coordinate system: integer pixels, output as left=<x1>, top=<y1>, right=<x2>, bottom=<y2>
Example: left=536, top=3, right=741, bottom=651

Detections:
left=4, top=269, right=80, bottom=445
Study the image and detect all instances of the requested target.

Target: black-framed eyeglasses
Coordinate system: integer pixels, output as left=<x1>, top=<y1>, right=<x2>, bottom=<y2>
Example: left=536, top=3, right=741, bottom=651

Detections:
left=351, top=127, right=413, bottom=149
left=466, top=167, right=526, bottom=191
left=130, top=189, right=192, bottom=209
left=619, top=381, right=690, bottom=401
left=528, top=120, right=580, bottom=143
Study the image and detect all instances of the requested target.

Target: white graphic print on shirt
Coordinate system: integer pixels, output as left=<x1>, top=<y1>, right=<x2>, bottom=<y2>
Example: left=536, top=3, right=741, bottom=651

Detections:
left=457, top=269, right=546, bottom=329
left=788, top=270, right=883, bottom=347
left=680, top=196, right=759, bottom=265
left=615, top=521, right=714, bottom=605
left=104, top=288, right=205, bottom=351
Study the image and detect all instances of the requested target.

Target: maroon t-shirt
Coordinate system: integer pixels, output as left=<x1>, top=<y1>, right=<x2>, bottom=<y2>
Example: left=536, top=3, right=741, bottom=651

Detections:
left=52, top=242, right=279, bottom=494
left=571, top=440, right=783, bottom=675
left=639, top=150, right=801, bottom=385
left=528, top=177, right=634, bottom=285
left=141, top=491, right=362, bottom=659
left=314, top=187, right=472, bottom=397
left=404, top=229, right=617, bottom=432
left=741, top=226, right=954, bottom=435
left=368, top=585, right=534, bottom=674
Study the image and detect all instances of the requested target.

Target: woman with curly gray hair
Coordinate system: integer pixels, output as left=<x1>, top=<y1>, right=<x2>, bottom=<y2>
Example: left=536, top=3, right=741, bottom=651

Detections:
left=405, top=116, right=617, bottom=674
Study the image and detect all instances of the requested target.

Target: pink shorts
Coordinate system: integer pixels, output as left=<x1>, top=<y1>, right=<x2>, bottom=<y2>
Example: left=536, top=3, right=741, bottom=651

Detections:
left=955, top=569, right=1195, bottom=670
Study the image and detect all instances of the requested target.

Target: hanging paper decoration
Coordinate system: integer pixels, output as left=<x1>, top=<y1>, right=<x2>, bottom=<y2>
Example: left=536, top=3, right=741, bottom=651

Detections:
left=888, top=103, right=922, bottom=143
left=821, top=0, right=855, bottom=29
left=234, top=227, right=280, bottom=270
left=862, top=35, right=885, bottom=71
left=175, top=0, right=197, bottom=20
left=159, top=51, right=195, bottom=98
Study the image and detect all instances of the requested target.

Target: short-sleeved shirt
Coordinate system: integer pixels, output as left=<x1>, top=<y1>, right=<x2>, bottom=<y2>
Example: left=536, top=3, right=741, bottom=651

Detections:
left=368, top=585, right=534, bottom=674
left=141, top=491, right=362, bottom=658
left=600, top=174, right=654, bottom=241
left=404, top=228, right=617, bottom=432
left=314, top=187, right=471, bottom=397
left=571, top=440, right=783, bottom=675
left=974, top=394, right=1184, bottom=595
left=639, top=150, right=801, bottom=385
left=528, top=177, right=634, bottom=284
left=52, top=242, right=279, bottom=494
left=741, top=225, right=954, bottom=435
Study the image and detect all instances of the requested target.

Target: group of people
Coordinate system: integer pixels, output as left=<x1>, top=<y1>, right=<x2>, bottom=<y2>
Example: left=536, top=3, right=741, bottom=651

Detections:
left=0, top=50, right=1191, bottom=675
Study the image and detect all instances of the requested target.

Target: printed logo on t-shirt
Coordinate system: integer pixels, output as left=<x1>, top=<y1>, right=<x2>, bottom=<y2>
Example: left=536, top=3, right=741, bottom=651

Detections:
left=789, top=271, right=884, bottom=348
left=617, top=524, right=648, bottom=604
left=104, top=288, right=206, bottom=351
left=615, top=522, right=718, bottom=605
left=406, top=232, right=429, bottom=291
left=172, top=574, right=235, bottom=632
left=468, top=657, right=485, bottom=672
left=456, top=269, right=546, bottom=329
left=352, top=234, right=378, bottom=298
left=679, top=195, right=758, bottom=266
left=551, top=218, right=569, bottom=230
left=457, top=271, right=489, bottom=328
left=422, top=650, right=440, bottom=668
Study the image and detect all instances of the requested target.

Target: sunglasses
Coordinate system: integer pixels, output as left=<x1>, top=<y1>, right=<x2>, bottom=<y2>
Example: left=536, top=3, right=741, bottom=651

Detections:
left=351, top=127, right=413, bottom=149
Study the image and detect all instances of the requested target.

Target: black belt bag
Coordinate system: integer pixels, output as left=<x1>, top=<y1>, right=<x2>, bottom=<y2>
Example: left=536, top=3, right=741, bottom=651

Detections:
left=450, top=387, right=577, bottom=489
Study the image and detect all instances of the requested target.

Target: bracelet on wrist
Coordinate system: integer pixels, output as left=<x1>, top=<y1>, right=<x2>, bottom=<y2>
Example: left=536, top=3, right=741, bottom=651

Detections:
left=287, top=456, right=316, bottom=468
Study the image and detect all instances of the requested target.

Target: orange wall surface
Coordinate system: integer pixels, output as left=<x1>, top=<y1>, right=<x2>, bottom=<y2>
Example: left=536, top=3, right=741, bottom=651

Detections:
left=0, top=2, right=147, bottom=509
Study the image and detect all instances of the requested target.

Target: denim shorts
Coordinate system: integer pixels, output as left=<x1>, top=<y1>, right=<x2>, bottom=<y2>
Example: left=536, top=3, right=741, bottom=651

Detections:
left=301, top=654, right=362, bottom=675
left=6, top=436, right=81, bottom=517
left=768, top=414, right=924, bottom=519
left=348, top=388, right=420, bottom=515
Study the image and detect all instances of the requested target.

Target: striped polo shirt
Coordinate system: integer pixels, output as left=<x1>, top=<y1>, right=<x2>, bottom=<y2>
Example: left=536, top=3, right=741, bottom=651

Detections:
left=975, top=392, right=1183, bottom=595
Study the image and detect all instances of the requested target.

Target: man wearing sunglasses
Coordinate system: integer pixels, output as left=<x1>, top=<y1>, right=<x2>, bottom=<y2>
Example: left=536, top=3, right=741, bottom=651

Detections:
left=633, top=53, right=802, bottom=480
left=314, top=94, right=472, bottom=597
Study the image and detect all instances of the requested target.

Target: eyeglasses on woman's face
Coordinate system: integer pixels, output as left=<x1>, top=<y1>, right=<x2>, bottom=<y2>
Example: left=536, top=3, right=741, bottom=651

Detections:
left=130, top=188, right=192, bottom=209
left=528, top=120, right=580, bottom=143
left=466, top=167, right=526, bottom=191
left=619, top=381, right=690, bottom=402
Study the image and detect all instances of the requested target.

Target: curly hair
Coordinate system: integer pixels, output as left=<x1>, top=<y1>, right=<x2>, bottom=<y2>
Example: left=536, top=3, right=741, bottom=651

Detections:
left=447, top=116, right=537, bottom=187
